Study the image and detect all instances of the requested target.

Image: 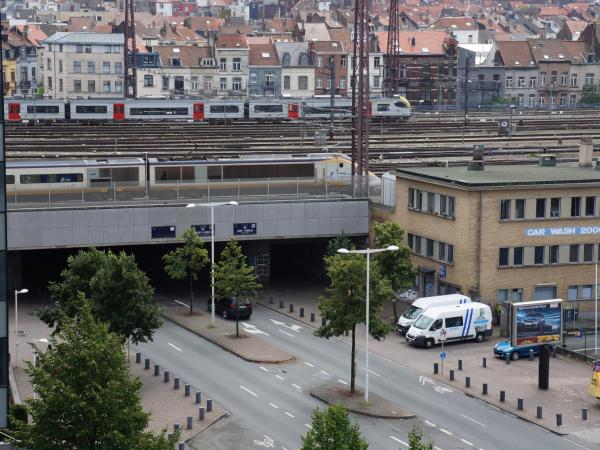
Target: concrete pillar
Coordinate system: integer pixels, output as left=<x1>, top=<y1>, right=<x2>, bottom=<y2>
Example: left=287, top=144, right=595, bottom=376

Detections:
left=579, top=138, right=593, bottom=167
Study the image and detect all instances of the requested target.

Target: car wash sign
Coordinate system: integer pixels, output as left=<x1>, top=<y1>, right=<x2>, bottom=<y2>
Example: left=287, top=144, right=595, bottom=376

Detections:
left=525, top=226, right=600, bottom=237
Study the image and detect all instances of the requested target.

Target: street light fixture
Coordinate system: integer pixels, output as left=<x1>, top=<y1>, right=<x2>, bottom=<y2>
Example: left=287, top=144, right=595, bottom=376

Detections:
left=337, top=245, right=399, bottom=402
left=186, top=201, right=238, bottom=326
left=14, top=288, right=28, bottom=368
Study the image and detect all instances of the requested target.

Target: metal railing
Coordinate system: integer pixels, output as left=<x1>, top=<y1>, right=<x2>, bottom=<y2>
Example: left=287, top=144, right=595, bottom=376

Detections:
left=7, top=176, right=377, bottom=210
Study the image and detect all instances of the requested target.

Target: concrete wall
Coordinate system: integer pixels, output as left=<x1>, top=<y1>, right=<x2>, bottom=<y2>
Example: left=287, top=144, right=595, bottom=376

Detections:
left=7, top=199, right=369, bottom=250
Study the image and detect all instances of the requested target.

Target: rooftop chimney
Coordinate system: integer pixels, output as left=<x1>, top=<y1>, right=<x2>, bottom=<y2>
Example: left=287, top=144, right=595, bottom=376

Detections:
left=579, top=137, right=593, bottom=167
left=468, top=145, right=485, bottom=170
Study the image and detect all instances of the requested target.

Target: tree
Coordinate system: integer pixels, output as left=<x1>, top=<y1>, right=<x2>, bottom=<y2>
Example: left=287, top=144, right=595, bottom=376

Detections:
left=325, top=232, right=355, bottom=257
left=316, top=253, right=393, bottom=393
left=163, top=227, right=210, bottom=315
left=39, top=248, right=162, bottom=344
left=19, top=297, right=179, bottom=450
left=579, top=85, right=600, bottom=105
left=301, top=404, right=368, bottom=450
left=408, top=424, right=433, bottom=450
left=373, top=221, right=415, bottom=323
left=214, top=239, right=262, bottom=337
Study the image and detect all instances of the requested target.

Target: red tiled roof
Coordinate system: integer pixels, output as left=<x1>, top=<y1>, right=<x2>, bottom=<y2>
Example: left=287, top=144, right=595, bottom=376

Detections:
left=216, top=32, right=248, bottom=49
left=431, top=16, right=479, bottom=31
left=375, top=30, right=449, bottom=55
left=495, top=41, right=535, bottom=68
left=248, top=42, right=279, bottom=66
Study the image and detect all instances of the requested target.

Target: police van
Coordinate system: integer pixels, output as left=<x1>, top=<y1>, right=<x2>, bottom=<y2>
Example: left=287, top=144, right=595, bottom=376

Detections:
left=397, top=294, right=471, bottom=335
left=405, top=302, right=492, bottom=348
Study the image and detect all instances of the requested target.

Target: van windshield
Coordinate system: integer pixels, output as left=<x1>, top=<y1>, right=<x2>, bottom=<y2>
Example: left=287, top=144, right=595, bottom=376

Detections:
left=413, top=315, right=434, bottom=330
left=403, top=305, right=423, bottom=320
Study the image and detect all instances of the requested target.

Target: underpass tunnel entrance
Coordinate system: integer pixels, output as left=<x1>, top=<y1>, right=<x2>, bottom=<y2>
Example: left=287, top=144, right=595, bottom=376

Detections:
left=269, top=239, right=329, bottom=284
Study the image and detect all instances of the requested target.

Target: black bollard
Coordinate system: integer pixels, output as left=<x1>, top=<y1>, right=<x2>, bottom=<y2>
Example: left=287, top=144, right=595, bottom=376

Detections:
left=207, top=399, right=213, bottom=412
left=145, top=358, right=150, bottom=370
left=195, top=391, right=201, bottom=404
left=174, top=377, right=180, bottom=389
left=164, top=370, right=170, bottom=383
left=556, top=414, right=563, bottom=427
left=289, top=304, right=294, bottom=313
left=178, top=443, right=185, bottom=450
left=185, top=384, right=190, bottom=397
left=300, top=307, right=304, bottom=318
left=433, top=362, right=439, bottom=374
left=279, top=300, right=284, bottom=309
left=500, top=390, right=506, bottom=402
left=187, top=416, right=193, bottom=430
left=458, top=359, right=463, bottom=371
left=449, top=369, right=455, bottom=381
left=582, top=408, right=588, bottom=421
left=529, top=348, right=534, bottom=361
left=517, top=398, right=523, bottom=411
left=483, top=383, right=488, bottom=395
left=310, top=312, right=315, bottom=322
left=465, top=376, right=470, bottom=388
left=537, top=406, right=543, bottom=419
left=269, top=296, right=274, bottom=305
left=135, top=352, right=141, bottom=363
left=482, top=357, right=487, bottom=368
left=174, top=423, right=180, bottom=432
left=154, top=364, right=160, bottom=376
left=505, top=353, right=510, bottom=365
left=199, top=407, right=205, bottom=420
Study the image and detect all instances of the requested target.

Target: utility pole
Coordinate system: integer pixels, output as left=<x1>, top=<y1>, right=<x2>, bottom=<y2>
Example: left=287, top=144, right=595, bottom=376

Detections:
left=352, top=0, right=372, bottom=196
left=384, top=0, right=400, bottom=96
left=464, top=56, right=469, bottom=125
left=329, top=56, right=335, bottom=140
left=123, top=0, right=137, bottom=97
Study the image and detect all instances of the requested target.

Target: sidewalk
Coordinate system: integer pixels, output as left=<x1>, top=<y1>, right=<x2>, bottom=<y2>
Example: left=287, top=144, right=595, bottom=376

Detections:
left=256, top=284, right=600, bottom=440
left=10, top=297, right=225, bottom=442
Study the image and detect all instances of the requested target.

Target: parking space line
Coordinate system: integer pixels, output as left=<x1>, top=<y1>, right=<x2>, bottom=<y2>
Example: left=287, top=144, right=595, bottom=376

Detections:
left=390, top=436, right=408, bottom=447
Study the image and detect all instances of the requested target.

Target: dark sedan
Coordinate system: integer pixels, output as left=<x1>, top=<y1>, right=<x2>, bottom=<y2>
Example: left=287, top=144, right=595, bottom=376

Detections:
left=207, top=297, right=252, bottom=320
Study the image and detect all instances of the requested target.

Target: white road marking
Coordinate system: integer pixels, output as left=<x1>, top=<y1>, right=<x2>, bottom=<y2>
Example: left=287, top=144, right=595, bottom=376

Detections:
left=259, top=366, right=269, bottom=372
left=419, top=375, right=453, bottom=394
left=337, top=379, right=348, bottom=385
left=279, top=329, right=295, bottom=338
left=172, top=299, right=190, bottom=308
left=360, top=366, right=381, bottom=377
left=440, top=428, right=452, bottom=436
left=284, top=411, right=295, bottom=418
left=168, top=342, right=182, bottom=352
left=241, top=322, right=269, bottom=336
left=239, top=385, right=258, bottom=397
left=320, top=370, right=330, bottom=376
left=253, top=435, right=274, bottom=448
left=424, top=420, right=437, bottom=427
left=275, top=375, right=285, bottom=381
left=304, top=362, right=315, bottom=367
left=389, top=436, right=408, bottom=446
left=434, top=447, right=443, bottom=450
left=461, top=414, right=486, bottom=427
left=292, top=383, right=302, bottom=390
left=460, top=438, right=474, bottom=446
left=269, top=403, right=279, bottom=409
left=304, top=424, right=312, bottom=429
left=270, top=319, right=302, bottom=332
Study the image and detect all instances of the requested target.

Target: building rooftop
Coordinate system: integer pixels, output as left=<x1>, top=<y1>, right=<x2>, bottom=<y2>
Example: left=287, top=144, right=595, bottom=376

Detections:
left=44, top=32, right=124, bottom=45
left=395, top=163, right=600, bottom=188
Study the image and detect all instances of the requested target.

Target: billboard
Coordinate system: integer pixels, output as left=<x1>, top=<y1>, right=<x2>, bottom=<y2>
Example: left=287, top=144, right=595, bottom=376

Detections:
left=511, top=299, right=562, bottom=347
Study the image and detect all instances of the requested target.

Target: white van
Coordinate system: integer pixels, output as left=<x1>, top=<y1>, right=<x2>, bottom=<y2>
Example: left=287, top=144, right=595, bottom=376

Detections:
left=405, top=302, right=492, bottom=348
left=397, top=294, right=471, bottom=335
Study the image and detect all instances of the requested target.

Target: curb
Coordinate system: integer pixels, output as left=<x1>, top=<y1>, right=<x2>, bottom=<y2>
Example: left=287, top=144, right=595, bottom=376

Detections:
left=309, top=389, right=415, bottom=419
left=162, top=314, right=296, bottom=365
left=183, top=411, right=229, bottom=444
left=432, top=374, right=570, bottom=436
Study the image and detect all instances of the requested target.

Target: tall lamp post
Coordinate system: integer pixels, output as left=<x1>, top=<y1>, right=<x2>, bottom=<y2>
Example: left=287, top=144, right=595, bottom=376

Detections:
left=186, top=201, right=238, bottom=326
left=14, top=288, right=28, bottom=367
left=337, top=245, right=399, bottom=402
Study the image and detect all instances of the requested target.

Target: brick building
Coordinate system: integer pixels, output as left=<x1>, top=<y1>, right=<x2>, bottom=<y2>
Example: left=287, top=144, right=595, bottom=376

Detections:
left=308, top=40, right=348, bottom=96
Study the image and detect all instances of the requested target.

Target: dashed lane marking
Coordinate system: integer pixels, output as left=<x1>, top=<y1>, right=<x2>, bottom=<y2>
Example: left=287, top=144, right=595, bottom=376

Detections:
left=284, top=412, right=295, bottom=418
left=360, top=366, right=381, bottom=377
left=460, top=438, right=474, bottom=446
left=424, top=420, right=436, bottom=427
left=337, top=379, right=348, bottom=385
left=461, top=414, right=486, bottom=427
left=259, top=366, right=269, bottom=372
left=269, top=403, right=279, bottom=409
left=239, top=385, right=258, bottom=397
left=434, top=447, right=443, bottom=450
left=389, top=436, right=408, bottom=447
left=167, top=342, right=182, bottom=352
left=304, top=424, right=313, bottom=429
left=304, top=362, right=315, bottom=368
left=440, top=428, right=452, bottom=436
left=292, top=383, right=302, bottom=390
left=275, top=375, right=285, bottom=381
left=279, top=329, right=295, bottom=338
left=320, top=370, right=330, bottom=376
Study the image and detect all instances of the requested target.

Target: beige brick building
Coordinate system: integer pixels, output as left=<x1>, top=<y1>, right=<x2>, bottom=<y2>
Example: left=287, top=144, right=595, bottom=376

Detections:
left=382, top=148, right=600, bottom=309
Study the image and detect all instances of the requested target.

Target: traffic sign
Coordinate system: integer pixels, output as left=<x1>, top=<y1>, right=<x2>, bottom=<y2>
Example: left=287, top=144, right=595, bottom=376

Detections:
left=440, top=352, right=447, bottom=360
left=439, top=264, right=447, bottom=279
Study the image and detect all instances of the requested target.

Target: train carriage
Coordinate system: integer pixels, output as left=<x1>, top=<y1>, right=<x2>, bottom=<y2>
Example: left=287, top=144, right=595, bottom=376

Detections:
left=4, top=100, right=66, bottom=122
left=247, top=100, right=289, bottom=121
left=203, top=100, right=245, bottom=121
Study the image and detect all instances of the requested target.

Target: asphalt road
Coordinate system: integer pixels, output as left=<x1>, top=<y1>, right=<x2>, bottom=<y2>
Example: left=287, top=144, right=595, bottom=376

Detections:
left=135, top=305, right=593, bottom=450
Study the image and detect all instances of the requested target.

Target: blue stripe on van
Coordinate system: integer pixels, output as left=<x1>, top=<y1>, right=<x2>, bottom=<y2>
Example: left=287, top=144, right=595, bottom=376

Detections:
left=460, top=309, right=469, bottom=336
left=462, top=308, right=473, bottom=337
left=465, top=308, right=474, bottom=336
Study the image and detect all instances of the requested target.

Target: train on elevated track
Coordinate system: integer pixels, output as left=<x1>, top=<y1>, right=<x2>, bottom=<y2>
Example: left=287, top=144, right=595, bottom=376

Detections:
left=3, top=97, right=411, bottom=123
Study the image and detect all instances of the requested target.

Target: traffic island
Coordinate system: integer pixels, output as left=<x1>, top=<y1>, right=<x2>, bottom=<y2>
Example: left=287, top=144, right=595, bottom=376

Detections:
left=162, top=304, right=295, bottom=364
left=310, top=383, right=415, bottom=419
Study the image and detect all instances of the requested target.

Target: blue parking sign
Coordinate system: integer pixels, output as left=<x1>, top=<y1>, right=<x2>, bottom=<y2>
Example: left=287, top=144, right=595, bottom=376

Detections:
left=440, top=352, right=446, bottom=360
left=439, top=264, right=447, bottom=279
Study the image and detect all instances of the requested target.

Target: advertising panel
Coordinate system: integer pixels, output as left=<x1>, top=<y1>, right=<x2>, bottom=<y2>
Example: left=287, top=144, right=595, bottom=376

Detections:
left=511, top=299, right=562, bottom=347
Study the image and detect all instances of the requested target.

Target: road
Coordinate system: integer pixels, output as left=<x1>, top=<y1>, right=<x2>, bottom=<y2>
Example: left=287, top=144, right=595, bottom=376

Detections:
left=135, top=305, right=593, bottom=450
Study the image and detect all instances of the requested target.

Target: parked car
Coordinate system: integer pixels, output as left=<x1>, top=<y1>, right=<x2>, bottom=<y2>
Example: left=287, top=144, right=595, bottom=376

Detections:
left=493, top=340, right=555, bottom=361
left=207, top=297, right=252, bottom=320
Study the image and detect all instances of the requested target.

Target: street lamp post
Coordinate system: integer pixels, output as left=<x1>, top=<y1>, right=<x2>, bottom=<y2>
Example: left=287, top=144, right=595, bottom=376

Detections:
left=14, top=288, right=28, bottom=368
left=186, top=201, right=237, bottom=326
left=337, top=245, right=399, bottom=402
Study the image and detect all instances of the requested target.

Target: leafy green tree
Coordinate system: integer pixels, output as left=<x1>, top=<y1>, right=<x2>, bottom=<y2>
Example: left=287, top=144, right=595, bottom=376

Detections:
left=373, top=221, right=415, bottom=323
left=163, top=227, right=210, bottom=315
left=408, top=424, right=433, bottom=450
left=214, top=239, right=262, bottom=337
left=325, top=232, right=356, bottom=257
left=20, top=297, right=179, bottom=450
left=301, top=403, right=368, bottom=450
left=579, top=85, right=600, bottom=104
left=39, top=248, right=162, bottom=344
left=317, top=253, right=393, bottom=393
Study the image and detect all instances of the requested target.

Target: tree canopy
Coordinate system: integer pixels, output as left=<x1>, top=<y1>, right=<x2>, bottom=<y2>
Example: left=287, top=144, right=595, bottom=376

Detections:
left=19, top=297, right=178, bottom=450
left=408, top=424, right=433, bottom=450
left=301, top=404, right=368, bottom=450
left=317, top=252, right=393, bottom=392
left=325, top=232, right=356, bottom=257
left=163, top=227, right=210, bottom=315
left=39, top=248, right=162, bottom=344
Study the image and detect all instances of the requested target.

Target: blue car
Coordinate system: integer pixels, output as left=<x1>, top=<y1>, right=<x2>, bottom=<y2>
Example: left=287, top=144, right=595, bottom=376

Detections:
left=493, top=340, right=555, bottom=361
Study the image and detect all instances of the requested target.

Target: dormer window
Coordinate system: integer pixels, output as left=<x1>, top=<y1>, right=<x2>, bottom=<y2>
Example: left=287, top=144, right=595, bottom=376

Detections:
left=172, top=58, right=181, bottom=66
